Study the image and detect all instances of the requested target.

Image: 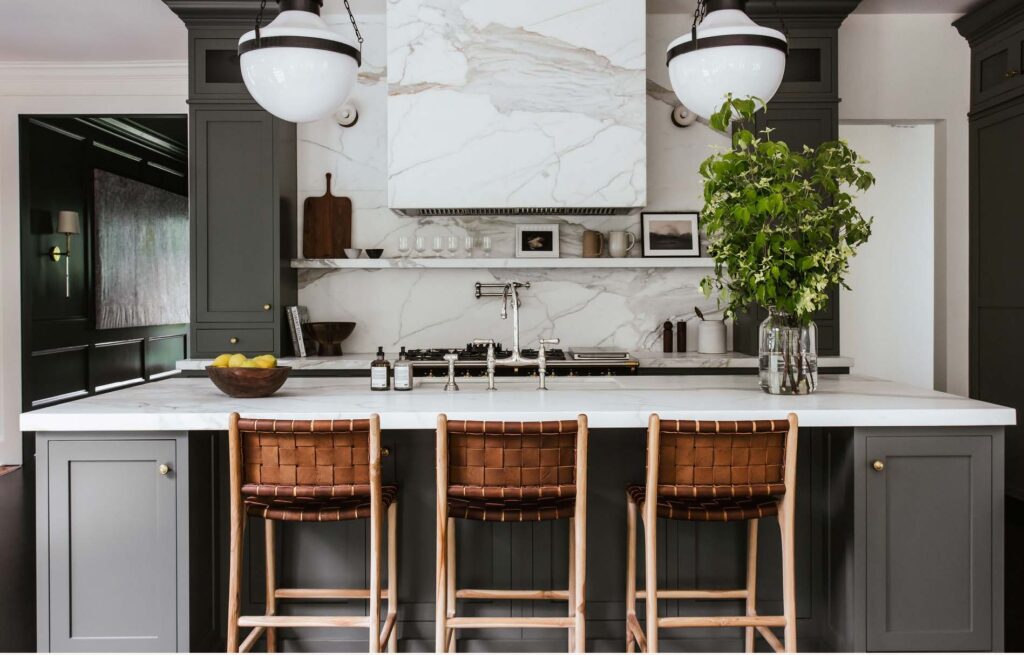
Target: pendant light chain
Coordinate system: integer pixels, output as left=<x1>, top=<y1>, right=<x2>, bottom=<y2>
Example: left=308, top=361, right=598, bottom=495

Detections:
left=254, top=0, right=268, bottom=46
left=343, top=0, right=364, bottom=55
left=771, top=0, right=789, bottom=38
left=690, top=0, right=708, bottom=49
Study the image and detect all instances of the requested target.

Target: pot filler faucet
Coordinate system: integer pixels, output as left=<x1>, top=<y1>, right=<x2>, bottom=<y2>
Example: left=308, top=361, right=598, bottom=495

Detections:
left=473, top=281, right=560, bottom=391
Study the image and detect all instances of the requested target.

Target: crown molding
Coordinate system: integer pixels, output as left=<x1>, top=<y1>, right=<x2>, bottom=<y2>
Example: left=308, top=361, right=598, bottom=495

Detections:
left=163, top=0, right=279, bottom=26
left=0, top=61, right=188, bottom=97
left=954, top=0, right=1024, bottom=44
left=748, top=0, right=861, bottom=28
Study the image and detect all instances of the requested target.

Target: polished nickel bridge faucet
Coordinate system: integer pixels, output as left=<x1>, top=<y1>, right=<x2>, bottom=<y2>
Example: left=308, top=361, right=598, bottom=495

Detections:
left=474, top=281, right=559, bottom=390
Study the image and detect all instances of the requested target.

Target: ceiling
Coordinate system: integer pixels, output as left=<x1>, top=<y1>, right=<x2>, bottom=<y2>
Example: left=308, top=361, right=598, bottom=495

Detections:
left=0, top=0, right=186, bottom=62
left=854, top=0, right=985, bottom=13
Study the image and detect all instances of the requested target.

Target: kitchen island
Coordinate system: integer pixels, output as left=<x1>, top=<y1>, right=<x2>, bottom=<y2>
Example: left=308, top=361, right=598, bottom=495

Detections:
left=22, top=375, right=1014, bottom=653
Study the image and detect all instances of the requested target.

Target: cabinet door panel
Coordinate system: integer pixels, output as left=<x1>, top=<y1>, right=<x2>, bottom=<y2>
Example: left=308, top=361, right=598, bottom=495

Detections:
left=865, top=435, right=992, bottom=652
left=47, top=440, right=178, bottom=652
left=194, top=109, right=276, bottom=323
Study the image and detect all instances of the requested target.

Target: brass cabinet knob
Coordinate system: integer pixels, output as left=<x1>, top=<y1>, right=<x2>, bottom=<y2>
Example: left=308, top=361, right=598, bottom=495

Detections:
left=872, top=459, right=885, bottom=472
left=1006, top=69, right=1020, bottom=78
left=263, top=303, right=272, bottom=311
left=381, top=447, right=391, bottom=457
left=229, top=337, right=239, bottom=344
left=159, top=464, right=171, bottom=476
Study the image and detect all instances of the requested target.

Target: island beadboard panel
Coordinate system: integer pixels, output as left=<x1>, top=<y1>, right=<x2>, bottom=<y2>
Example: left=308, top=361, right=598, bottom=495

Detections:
left=296, top=12, right=729, bottom=354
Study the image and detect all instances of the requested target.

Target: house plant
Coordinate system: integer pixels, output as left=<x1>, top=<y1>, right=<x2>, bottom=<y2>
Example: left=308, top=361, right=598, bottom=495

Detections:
left=698, top=96, right=875, bottom=394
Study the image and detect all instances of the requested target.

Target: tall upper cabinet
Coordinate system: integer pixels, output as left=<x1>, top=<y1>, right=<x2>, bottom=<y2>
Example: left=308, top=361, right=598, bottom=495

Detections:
left=732, top=0, right=860, bottom=357
left=164, top=2, right=298, bottom=358
left=955, top=0, right=1024, bottom=499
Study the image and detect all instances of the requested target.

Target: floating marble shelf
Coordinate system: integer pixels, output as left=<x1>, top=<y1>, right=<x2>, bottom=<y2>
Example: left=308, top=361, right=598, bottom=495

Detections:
left=290, top=257, right=715, bottom=269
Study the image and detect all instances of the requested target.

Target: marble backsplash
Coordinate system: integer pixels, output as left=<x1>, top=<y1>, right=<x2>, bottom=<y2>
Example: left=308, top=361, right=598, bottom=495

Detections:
left=297, top=12, right=730, bottom=354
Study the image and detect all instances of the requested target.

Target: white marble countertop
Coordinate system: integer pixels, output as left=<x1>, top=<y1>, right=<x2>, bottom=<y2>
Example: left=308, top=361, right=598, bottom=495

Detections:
left=20, top=375, right=1014, bottom=432
left=175, top=352, right=854, bottom=371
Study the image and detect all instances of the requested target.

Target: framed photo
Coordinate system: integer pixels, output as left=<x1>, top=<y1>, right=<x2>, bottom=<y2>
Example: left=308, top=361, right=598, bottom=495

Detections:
left=515, top=223, right=560, bottom=258
left=641, top=212, right=701, bottom=257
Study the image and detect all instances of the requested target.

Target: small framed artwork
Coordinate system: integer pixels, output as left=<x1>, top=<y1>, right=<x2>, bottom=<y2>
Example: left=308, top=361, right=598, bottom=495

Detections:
left=641, top=212, right=701, bottom=257
left=515, top=223, right=560, bottom=258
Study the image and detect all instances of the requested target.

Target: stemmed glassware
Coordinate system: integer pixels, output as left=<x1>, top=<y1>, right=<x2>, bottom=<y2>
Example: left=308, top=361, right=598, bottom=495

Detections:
left=463, top=235, right=474, bottom=257
left=447, top=236, right=459, bottom=258
left=432, top=236, right=444, bottom=258
left=480, top=235, right=493, bottom=258
left=414, top=235, right=426, bottom=257
left=398, top=235, right=411, bottom=259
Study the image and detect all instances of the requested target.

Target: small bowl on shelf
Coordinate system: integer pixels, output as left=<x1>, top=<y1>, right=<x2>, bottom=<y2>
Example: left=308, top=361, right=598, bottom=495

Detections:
left=365, top=248, right=383, bottom=259
left=206, top=366, right=291, bottom=398
left=305, top=321, right=356, bottom=356
left=342, top=248, right=362, bottom=259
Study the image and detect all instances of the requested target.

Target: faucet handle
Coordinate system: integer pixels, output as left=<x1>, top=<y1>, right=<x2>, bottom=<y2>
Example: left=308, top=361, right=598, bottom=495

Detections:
left=472, top=339, right=495, bottom=346
left=539, top=338, right=560, bottom=346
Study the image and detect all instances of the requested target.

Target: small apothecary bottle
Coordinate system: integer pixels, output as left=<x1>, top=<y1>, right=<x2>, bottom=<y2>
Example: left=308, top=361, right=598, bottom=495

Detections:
left=393, top=346, right=413, bottom=391
left=370, top=346, right=391, bottom=391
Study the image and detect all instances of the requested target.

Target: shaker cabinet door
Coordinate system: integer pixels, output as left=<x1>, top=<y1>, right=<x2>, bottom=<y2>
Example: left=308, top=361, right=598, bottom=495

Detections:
left=865, top=435, right=993, bottom=652
left=193, top=109, right=277, bottom=323
left=46, top=440, right=179, bottom=652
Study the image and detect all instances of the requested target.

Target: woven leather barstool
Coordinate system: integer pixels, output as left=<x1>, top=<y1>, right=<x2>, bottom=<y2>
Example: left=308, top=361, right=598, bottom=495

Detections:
left=435, top=414, right=588, bottom=653
left=625, top=413, right=798, bottom=653
left=226, top=413, right=398, bottom=653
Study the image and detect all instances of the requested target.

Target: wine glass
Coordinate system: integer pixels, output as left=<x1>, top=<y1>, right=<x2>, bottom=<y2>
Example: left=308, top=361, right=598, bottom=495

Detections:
left=432, top=235, right=444, bottom=258
left=447, top=236, right=459, bottom=258
left=481, top=235, right=493, bottom=258
left=463, top=235, right=475, bottom=257
left=414, top=235, right=426, bottom=257
left=398, top=235, right=411, bottom=259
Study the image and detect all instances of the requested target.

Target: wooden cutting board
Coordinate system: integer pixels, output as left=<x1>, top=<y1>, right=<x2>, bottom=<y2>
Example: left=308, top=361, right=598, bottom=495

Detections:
left=303, top=172, right=352, bottom=258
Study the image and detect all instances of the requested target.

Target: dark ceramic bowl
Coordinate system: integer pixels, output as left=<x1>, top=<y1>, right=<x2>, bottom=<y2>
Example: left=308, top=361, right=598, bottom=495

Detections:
left=365, top=248, right=384, bottom=259
left=206, top=366, right=291, bottom=398
left=305, top=321, right=356, bottom=356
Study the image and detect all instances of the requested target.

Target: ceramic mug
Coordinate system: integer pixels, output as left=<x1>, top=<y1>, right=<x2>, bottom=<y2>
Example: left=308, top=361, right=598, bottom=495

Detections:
left=607, top=231, right=636, bottom=258
left=582, top=230, right=604, bottom=258
left=697, top=320, right=727, bottom=354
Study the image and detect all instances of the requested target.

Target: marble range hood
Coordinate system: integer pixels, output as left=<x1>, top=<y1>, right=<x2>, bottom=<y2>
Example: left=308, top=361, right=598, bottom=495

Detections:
left=386, top=0, right=647, bottom=216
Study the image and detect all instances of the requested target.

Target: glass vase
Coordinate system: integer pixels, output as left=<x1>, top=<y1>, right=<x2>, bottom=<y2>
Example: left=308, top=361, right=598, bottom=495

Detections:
left=758, top=308, right=818, bottom=395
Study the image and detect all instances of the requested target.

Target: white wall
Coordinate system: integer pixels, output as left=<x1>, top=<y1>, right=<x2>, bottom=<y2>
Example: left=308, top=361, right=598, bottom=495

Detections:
left=840, top=122, right=935, bottom=388
left=0, top=61, right=187, bottom=465
left=838, top=14, right=970, bottom=394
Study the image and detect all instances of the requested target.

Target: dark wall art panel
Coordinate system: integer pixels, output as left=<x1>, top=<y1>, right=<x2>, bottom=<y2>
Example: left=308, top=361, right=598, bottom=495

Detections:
left=93, top=169, right=189, bottom=330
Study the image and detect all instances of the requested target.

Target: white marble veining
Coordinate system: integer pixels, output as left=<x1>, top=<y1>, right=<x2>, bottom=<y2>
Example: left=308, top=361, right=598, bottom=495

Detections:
left=296, top=13, right=730, bottom=354
left=20, top=375, right=1015, bottom=432
left=175, top=352, right=854, bottom=371
left=386, top=0, right=646, bottom=211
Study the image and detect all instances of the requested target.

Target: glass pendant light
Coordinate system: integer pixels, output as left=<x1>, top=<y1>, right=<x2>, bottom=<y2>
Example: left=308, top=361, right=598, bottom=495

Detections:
left=666, top=0, right=787, bottom=120
left=238, top=0, right=363, bottom=123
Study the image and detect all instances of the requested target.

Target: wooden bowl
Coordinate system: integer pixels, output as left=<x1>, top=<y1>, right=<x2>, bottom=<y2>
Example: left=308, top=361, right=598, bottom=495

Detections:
left=306, top=321, right=356, bottom=356
left=206, top=366, right=291, bottom=398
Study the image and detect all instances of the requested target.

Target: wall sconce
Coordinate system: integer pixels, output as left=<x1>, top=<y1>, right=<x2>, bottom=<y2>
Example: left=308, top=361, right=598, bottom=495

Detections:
left=334, top=103, right=359, bottom=128
left=48, top=210, right=80, bottom=299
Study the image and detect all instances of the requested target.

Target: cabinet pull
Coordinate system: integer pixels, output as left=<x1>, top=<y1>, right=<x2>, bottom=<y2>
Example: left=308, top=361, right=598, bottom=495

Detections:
left=1006, top=69, right=1019, bottom=78
left=381, top=447, right=391, bottom=457
left=159, top=464, right=171, bottom=476
left=871, top=459, right=884, bottom=472
left=263, top=303, right=272, bottom=311
left=229, top=337, right=239, bottom=344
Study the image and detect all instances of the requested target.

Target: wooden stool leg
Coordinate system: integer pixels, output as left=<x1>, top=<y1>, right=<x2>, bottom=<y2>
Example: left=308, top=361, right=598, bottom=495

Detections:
left=779, top=504, right=797, bottom=652
left=568, top=517, right=576, bottom=652
left=369, top=498, right=383, bottom=653
left=387, top=501, right=399, bottom=653
left=625, top=493, right=637, bottom=653
left=446, top=517, right=457, bottom=652
left=226, top=511, right=245, bottom=652
left=642, top=502, right=658, bottom=653
left=265, top=519, right=277, bottom=653
left=745, top=519, right=759, bottom=653
left=436, top=507, right=448, bottom=653
left=573, top=419, right=588, bottom=654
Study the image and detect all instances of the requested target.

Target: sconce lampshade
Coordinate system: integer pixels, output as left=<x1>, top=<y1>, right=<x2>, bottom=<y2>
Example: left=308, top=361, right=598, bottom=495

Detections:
left=57, top=211, right=80, bottom=235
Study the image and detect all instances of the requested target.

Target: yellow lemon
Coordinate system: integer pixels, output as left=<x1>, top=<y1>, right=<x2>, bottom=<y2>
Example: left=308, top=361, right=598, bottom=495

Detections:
left=228, top=353, right=247, bottom=368
left=212, top=354, right=231, bottom=368
left=239, top=359, right=259, bottom=368
left=254, top=358, right=275, bottom=369
left=257, top=354, right=277, bottom=367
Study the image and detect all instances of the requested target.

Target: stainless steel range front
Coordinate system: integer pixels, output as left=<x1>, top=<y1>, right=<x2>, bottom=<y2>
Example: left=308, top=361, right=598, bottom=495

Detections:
left=404, top=343, right=639, bottom=377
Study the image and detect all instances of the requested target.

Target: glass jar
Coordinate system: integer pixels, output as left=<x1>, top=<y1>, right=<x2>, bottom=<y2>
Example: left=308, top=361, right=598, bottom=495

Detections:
left=758, top=308, right=818, bottom=395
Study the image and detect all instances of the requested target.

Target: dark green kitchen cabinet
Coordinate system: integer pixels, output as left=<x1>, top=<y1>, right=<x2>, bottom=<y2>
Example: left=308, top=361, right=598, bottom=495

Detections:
left=36, top=434, right=190, bottom=652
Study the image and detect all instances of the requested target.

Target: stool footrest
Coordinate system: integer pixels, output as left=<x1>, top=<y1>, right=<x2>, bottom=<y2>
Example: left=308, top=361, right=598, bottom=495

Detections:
left=455, top=588, right=569, bottom=601
left=636, top=589, right=747, bottom=600
left=275, top=588, right=388, bottom=600
left=446, top=616, right=574, bottom=629
left=659, top=615, right=786, bottom=628
left=238, top=615, right=371, bottom=628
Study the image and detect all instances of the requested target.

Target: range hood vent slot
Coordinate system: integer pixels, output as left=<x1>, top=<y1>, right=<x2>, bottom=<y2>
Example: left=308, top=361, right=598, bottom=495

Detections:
left=392, top=207, right=633, bottom=217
